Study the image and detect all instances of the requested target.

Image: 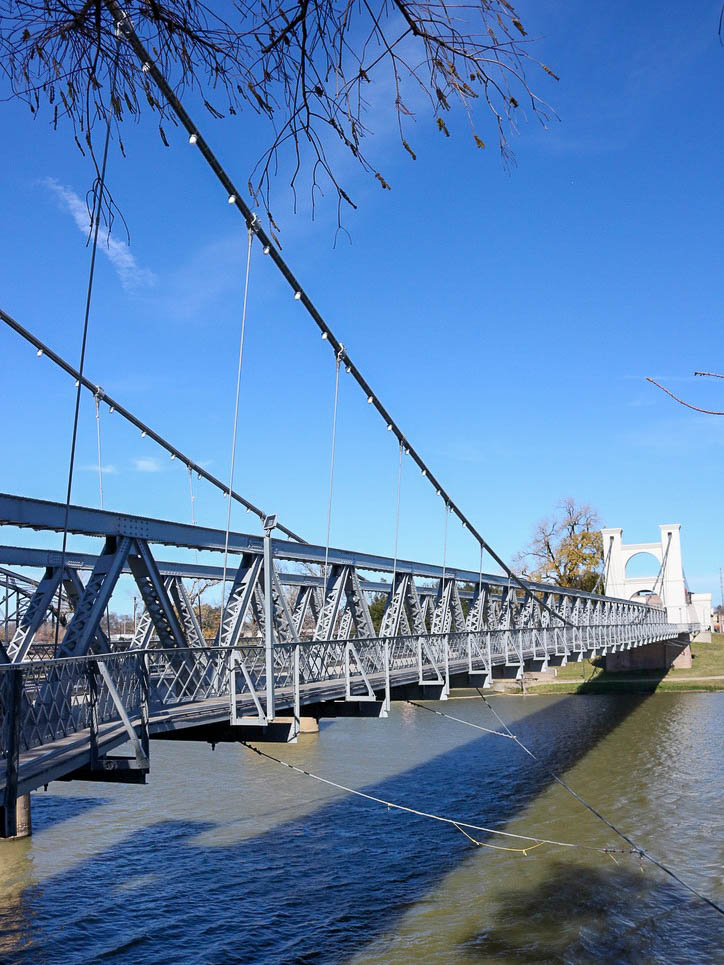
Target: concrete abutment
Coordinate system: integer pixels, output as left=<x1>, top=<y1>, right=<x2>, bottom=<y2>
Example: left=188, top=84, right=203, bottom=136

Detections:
left=605, top=639, right=692, bottom=672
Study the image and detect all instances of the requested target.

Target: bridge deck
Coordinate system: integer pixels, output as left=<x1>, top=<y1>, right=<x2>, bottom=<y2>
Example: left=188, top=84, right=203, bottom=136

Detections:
left=1, top=656, right=472, bottom=798
left=1, top=621, right=689, bottom=805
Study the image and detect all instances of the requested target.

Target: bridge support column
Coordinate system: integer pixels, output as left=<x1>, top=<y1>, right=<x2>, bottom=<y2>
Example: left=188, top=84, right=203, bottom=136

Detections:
left=274, top=715, right=319, bottom=734
left=1, top=794, right=31, bottom=840
left=605, top=639, right=691, bottom=672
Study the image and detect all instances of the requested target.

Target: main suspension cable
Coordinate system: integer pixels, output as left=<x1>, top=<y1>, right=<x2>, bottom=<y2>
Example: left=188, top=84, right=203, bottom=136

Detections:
left=105, top=0, right=574, bottom=629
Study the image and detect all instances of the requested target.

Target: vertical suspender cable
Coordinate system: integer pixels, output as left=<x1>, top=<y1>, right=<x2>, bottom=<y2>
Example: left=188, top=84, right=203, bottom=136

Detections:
left=55, top=35, right=120, bottom=650
left=95, top=387, right=113, bottom=640
left=391, top=441, right=404, bottom=590
left=441, top=502, right=450, bottom=626
left=478, top=543, right=484, bottom=622
left=188, top=463, right=204, bottom=634
left=94, top=390, right=105, bottom=510
left=221, top=227, right=254, bottom=624
left=323, top=351, right=343, bottom=587
left=188, top=464, right=197, bottom=527
left=105, top=2, right=573, bottom=629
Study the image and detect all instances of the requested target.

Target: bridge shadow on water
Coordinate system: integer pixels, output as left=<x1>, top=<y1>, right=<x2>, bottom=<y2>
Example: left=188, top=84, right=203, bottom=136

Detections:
left=459, top=859, right=723, bottom=964
left=1, top=693, right=716, bottom=965
left=30, top=794, right=108, bottom=834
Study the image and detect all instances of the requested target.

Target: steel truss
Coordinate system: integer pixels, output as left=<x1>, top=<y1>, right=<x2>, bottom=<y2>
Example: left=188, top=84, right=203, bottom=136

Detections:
left=0, top=492, right=692, bottom=831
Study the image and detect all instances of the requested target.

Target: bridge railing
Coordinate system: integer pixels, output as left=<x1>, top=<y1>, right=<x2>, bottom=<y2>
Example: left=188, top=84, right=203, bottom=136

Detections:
left=0, top=618, right=689, bottom=760
left=0, top=651, right=146, bottom=758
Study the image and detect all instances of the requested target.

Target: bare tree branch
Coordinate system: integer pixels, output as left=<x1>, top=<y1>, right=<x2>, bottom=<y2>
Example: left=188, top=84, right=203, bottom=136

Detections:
left=647, top=378, right=724, bottom=416
left=0, top=0, right=557, bottom=230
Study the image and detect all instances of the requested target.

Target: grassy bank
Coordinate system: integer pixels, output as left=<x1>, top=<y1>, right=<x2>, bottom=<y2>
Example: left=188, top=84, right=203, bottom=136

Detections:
left=525, top=634, right=724, bottom=695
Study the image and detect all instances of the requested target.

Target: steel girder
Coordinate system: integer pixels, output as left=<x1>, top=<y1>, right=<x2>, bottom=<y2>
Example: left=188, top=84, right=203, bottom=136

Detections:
left=0, top=495, right=675, bottom=670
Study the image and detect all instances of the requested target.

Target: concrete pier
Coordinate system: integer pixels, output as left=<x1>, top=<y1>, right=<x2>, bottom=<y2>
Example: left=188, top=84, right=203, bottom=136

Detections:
left=605, top=639, right=692, bottom=673
left=274, top=715, right=320, bottom=734
left=2, top=794, right=32, bottom=840
left=14, top=794, right=31, bottom=838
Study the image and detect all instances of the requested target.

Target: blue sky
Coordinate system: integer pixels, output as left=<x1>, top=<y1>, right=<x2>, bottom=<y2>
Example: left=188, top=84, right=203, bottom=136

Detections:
left=1, top=0, right=722, bottom=606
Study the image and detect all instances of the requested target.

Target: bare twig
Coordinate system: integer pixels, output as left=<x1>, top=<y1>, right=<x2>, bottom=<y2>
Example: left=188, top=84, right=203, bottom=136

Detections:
left=0, top=0, right=557, bottom=230
left=647, top=377, right=724, bottom=416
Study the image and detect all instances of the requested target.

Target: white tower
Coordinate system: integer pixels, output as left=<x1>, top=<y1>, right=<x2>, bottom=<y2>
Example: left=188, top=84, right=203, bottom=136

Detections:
left=600, top=524, right=709, bottom=628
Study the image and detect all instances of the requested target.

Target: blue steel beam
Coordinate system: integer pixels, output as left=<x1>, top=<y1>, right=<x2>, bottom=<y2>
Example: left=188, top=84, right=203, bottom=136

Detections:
left=0, top=493, right=660, bottom=610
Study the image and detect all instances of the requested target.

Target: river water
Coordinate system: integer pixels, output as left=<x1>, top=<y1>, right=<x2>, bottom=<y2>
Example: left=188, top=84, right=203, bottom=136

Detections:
left=0, top=693, right=722, bottom=964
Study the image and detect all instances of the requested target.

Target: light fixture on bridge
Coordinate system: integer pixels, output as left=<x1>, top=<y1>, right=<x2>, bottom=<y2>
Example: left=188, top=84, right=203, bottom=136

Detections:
left=170, top=453, right=175, bottom=460
left=263, top=246, right=270, bottom=255
left=188, top=133, right=198, bottom=145
left=367, top=395, right=373, bottom=404
left=141, top=431, right=147, bottom=438
left=109, top=406, right=114, bottom=413
left=322, top=332, right=328, bottom=340
left=387, top=424, right=392, bottom=431
left=262, top=513, right=278, bottom=532
left=294, top=291, right=302, bottom=300
left=36, top=348, right=43, bottom=357
left=75, top=380, right=80, bottom=387
left=228, top=194, right=236, bottom=204
left=421, top=469, right=427, bottom=477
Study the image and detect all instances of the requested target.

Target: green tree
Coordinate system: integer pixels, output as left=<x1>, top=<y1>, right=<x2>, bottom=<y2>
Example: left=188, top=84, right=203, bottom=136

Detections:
left=368, top=592, right=388, bottom=634
left=513, top=498, right=603, bottom=593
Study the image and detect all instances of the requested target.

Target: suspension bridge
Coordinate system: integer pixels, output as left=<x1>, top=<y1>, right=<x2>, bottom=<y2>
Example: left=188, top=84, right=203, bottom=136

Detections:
left=0, top=6, right=700, bottom=844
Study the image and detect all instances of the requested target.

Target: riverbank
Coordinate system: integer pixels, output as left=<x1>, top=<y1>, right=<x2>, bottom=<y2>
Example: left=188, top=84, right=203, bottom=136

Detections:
left=524, top=634, right=724, bottom=695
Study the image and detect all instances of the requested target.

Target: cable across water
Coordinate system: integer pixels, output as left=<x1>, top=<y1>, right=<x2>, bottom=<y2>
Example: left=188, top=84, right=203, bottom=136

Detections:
left=241, top=741, right=636, bottom=858
left=406, top=691, right=724, bottom=917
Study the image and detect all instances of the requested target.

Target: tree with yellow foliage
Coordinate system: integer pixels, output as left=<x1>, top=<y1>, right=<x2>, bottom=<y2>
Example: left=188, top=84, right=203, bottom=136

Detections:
left=513, top=498, right=603, bottom=593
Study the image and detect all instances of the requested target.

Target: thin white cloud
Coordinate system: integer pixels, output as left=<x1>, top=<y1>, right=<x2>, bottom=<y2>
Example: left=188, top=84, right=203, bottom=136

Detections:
left=80, top=463, right=119, bottom=475
left=133, top=457, right=162, bottom=473
left=43, top=178, right=156, bottom=292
